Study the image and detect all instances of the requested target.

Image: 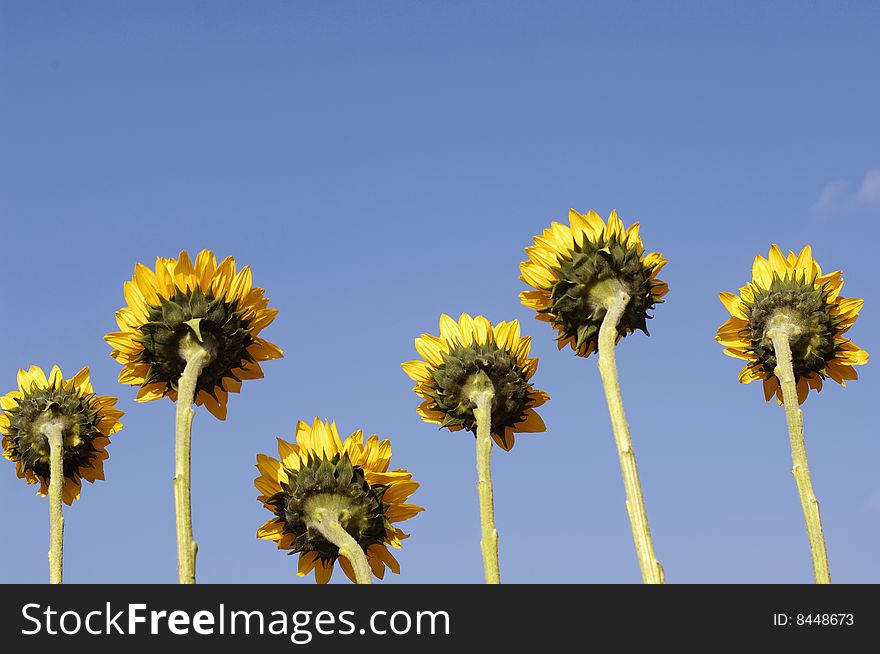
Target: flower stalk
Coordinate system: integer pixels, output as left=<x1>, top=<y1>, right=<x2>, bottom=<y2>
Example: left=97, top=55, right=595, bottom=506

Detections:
left=308, top=507, right=373, bottom=585
left=597, top=289, right=664, bottom=584
left=45, top=419, right=65, bottom=584
left=468, top=371, right=501, bottom=584
left=769, top=323, right=831, bottom=584
left=173, top=335, right=210, bottom=585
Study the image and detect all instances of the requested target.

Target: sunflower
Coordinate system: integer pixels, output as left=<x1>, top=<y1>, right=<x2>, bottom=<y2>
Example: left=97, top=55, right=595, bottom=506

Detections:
left=1, top=365, right=123, bottom=504
left=105, top=249, right=282, bottom=420
left=402, top=313, right=549, bottom=451
left=255, top=418, right=422, bottom=584
left=716, top=244, right=868, bottom=404
left=520, top=208, right=668, bottom=357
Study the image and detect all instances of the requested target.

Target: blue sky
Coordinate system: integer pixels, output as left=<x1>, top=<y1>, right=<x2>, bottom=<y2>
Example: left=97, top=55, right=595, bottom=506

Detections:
left=1, top=1, right=878, bottom=583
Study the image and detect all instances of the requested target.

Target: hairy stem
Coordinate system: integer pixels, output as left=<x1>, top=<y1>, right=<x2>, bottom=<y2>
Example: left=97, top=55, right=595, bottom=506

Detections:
left=769, top=328, right=831, bottom=584
left=45, top=420, right=65, bottom=584
left=309, top=510, right=373, bottom=584
left=469, top=371, right=500, bottom=584
left=174, top=338, right=210, bottom=585
left=597, top=289, right=664, bottom=584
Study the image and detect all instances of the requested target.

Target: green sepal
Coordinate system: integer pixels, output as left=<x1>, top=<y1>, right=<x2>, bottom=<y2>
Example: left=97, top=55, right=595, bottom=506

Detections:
left=184, top=318, right=204, bottom=342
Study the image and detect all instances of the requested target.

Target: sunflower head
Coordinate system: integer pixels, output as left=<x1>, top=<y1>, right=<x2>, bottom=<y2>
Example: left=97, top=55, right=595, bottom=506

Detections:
left=520, top=209, right=668, bottom=357
left=716, top=244, right=868, bottom=404
left=1, top=365, right=123, bottom=504
left=402, top=313, right=549, bottom=451
left=105, top=250, right=283, bottom=420
left=255, top=418, right=422, bottom=584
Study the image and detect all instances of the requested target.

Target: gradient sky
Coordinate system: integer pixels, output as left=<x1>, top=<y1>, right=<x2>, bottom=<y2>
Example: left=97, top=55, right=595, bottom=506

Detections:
left=2, top=1, right=879, bottom=584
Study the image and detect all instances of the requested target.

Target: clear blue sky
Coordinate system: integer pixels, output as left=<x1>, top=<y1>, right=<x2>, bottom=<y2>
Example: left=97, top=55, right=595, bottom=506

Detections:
left=1, top=1, right=878, bottom=583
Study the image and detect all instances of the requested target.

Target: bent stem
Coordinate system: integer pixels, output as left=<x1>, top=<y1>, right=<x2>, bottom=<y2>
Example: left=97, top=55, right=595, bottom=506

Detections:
left=769, top=326, right=831, bottom=584
left=597, top=289, right=664, bottom=584
left=45, top=420, right=65, bottom=584
left=174, top=336, right=210, bottom=585
left=309, top=509, right=373, bottom=585
left=468, top=371, right=500, bottom=584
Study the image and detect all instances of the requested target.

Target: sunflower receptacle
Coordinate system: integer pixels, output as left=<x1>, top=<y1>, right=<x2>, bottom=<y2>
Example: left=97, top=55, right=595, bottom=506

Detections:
left=256, top=419, right=421, bottom=584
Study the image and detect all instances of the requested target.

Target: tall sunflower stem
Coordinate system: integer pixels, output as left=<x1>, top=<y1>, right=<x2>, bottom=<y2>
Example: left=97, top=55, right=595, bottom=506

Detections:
left=309, top=510, right=373, bottom=585
left=471, top=377, right=501, bottom=584
left=174, top=338, right=210, bottom=585
left=769, top=328, right=831, bottom=584
left=597, top=290, right=664, bottom=584
left=45, top=420, right=65, bottom=584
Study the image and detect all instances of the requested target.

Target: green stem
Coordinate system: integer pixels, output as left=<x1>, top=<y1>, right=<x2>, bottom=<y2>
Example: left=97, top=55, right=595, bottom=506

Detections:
left=174, top=338, right=210, bottom=585
left=597, top=289, right=664, bottom=584
left=309, top=510, right=373, bottom=584
left=769, top=328, right=831, bottom=584
left=45, top=420, right=65, bottom=584
left=469, top=372, right=500, bottom=584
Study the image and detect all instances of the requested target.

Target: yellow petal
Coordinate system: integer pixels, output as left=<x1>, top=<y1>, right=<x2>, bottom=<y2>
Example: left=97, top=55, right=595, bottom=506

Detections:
left=624, top=221, right=642, bottom=249
left=519, top=289, right=551, bottom=311
left=337, top=555, right=357, bottom=583
left=230, top=266, right=253, bottom=300
left=793, top=245, right=814, bottom=277
left=516, top=409, right=546, bottom=433
left=457, top=313, right=475, bottom=341
left=198, top=391, right=228, bottom=420
left=71, top=366, right=93, bottom=395
left=194, top=249, right=217, bottom=291
left=606, top=209, right=624, bottom=241
left=256, top=454, right=283, bottom=483
left=767, top=244, right=789, bottom=277
left=134, top=383, right=166, bottom=402
left=277, top=437, right=301, bottom=471
left=19, top=366, right=45, bottom=392
left=718, top=292, right=748, bottom=320
left=836, top=297, right=864, bottom=319
left=257, top=519, right=284, bottom=540
left=414, top=334, right=445, bottom=367
left=763, top=376, right=778, bottom=402
left=255, top=473, right=281, bottom=498
left=796, top=377, right=809, bottom=404
left=836, top=341, right=869, bottom=365
left=297, top=551, right=320, bottom=576
left=211, top=256, right=236, bottom=297
left=492, top=428, right=515, bottom=451
left=383, top=480, right=420, bottom=504
left=314, top=559, right=333, bottom=584
left=384, top=503, right=424, bottom=522
left=439, top=314, right=462, bottom=346
left=401, top=360, right=433, bottom=383
left=520, top=262, right=556, bottom=289
left=529, top=389, right=550, bottom=408
left=134, top=263, right=162, bottom=305
left=582, top=209, right=606, bottom=240
left=250, top=338, right=283, bottom=361
left=739, top=365, right=761, bottom=384
left=43, top=366, right=62, bottom=390
left=368, top=544, right=400, bottom=575
left=61, top=477, right=81, bottom=505
left=752, top=255, right=772, bottom=289
left=472, top=316, right=491, bottom=345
